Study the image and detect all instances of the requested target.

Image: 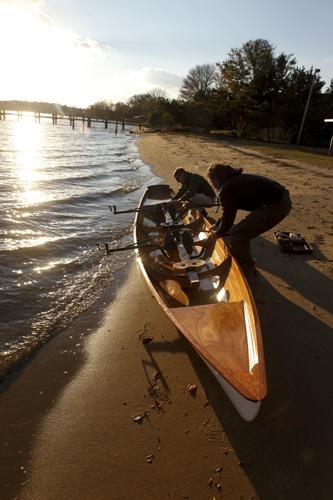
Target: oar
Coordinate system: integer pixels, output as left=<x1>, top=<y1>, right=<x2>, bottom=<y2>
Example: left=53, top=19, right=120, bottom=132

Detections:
left=108, top=199, right=186, bottom=215
left=108, top=199, right=178, bottom=215
left=109, top=205, right=143, bottom=214
left=109, top=200, right=220, bottom=215
left=97, top=240, right=170, bottom=257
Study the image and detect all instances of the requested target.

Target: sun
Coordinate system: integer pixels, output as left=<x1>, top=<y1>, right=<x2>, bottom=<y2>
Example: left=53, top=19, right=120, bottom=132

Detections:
left=1, top=4, right=54, bottom=69
left=0, top=1, right=147, bottom=107
left=0, top=2, right=86, bottom=103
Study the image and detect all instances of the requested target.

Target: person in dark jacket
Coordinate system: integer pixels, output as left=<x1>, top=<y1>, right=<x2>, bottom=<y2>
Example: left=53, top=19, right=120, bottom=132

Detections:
left=172, top=167, right=216, bottom=206
left=207, top=163, right=292, bottom=277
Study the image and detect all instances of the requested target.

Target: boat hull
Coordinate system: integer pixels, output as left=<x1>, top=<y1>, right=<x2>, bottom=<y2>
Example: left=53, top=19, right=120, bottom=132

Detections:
left=134, top=184, right=267, bottom=420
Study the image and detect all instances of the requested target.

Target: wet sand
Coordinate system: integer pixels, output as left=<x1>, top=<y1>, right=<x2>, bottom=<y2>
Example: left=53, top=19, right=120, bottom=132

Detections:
left=1, top=132, right=333, bottom=499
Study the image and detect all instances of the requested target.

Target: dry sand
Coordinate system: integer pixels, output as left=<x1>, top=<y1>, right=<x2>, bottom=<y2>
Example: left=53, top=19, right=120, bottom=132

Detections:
left=0, top=132, right=332, bottom=500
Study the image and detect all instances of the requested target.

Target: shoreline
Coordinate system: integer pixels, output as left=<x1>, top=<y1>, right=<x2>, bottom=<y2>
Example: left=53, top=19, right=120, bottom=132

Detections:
left=0, top=132, right=332, bottom=499
left=0, top=264, right=131, bottom=498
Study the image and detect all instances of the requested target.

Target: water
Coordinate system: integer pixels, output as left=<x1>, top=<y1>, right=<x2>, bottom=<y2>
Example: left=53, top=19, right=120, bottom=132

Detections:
left=0, top=114, right=159, bottom=377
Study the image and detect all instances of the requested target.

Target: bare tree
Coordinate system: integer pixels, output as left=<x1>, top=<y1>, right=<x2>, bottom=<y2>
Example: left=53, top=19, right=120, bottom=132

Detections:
left=179, top=64, right=216, bottom=101
left=149, top=88, right=168, bottom=100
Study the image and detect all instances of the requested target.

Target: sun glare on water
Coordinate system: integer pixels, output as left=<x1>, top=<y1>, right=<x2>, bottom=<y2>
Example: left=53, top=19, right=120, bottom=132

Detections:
left=4, top=117, right=58, bottom=251
left=10, top=117, right=53, bottom=209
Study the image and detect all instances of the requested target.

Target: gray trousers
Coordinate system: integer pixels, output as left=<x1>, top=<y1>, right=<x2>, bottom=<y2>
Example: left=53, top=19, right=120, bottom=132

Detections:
left=191, top=193, right=216, bottom=206
left=230, top=190, right=292, bottom=272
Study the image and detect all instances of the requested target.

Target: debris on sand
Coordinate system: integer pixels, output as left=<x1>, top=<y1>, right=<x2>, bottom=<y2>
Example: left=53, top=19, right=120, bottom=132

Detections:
left=131, top=412, right=147, bottom=424
left=151, top=399, right=163, bottom=411
left=138, top=323, right=154, bottom=344
left=146, top=453, right=155, bottom=464
left=208, top=477, right=222, bottom=490
left=238, top=460, right=253, bottom=467
left=139, top=334, right=153, bottom=344
left=187, top=383, right=197, bottom=396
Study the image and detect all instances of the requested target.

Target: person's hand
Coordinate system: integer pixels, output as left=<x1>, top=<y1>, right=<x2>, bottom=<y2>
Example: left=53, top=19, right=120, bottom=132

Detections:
left=209, top=228, right=219, bottom=239
left=209, top=224, right=227, bottom=239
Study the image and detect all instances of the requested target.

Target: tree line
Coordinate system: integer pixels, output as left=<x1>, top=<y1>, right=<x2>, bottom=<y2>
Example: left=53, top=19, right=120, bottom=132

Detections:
left=121, top=39, right=333, bottom=147
left=1, top=39, right=332, bottom=147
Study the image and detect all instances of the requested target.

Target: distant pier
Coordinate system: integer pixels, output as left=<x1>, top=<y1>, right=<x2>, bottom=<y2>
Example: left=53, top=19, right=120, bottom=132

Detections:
left=0, top=110, right=136, bottom=132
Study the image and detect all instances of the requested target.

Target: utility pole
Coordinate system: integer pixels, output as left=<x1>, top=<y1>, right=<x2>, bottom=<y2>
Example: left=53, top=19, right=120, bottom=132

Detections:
left=324, top=119, right=333, bottom=156
left=296, top=68, right=320, bottom=145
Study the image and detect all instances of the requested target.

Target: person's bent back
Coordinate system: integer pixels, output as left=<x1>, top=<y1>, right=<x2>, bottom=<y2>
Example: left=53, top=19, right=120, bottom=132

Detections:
left=173, top=167, right=216, bottom=206
left=207, top=163, right=292, bottom=278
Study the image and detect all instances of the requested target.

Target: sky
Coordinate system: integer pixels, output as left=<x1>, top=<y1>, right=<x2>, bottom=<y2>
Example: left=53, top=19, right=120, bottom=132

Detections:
left=1, top=0, right=332, bottom=107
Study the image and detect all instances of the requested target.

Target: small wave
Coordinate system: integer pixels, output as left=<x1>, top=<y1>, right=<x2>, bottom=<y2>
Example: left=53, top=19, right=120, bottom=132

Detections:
left=46, top=171, right=112, bottom=185
left=0, top=232, right=133, bottom=380
left=1, top=220, right=132, bottom=256
left=110, top=167, right=138, bottom=173
left=0, top=234, right=75, bottom=255
left=16, top=186, right=129, bottom=211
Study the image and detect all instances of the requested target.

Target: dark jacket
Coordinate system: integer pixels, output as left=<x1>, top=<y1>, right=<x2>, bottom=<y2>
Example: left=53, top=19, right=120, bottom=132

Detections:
left=174, top=172, right=215, bottom=201
left=215, top=172, right=286, bottom=235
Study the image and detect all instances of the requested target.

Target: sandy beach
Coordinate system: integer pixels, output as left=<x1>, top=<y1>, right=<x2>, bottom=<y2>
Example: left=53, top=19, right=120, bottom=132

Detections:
left=1, top=132, right=333, bottom=500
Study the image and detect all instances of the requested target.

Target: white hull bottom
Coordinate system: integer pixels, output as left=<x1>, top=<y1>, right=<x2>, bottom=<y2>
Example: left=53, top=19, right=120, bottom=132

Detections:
left=199, top=354, right=261, bottom=422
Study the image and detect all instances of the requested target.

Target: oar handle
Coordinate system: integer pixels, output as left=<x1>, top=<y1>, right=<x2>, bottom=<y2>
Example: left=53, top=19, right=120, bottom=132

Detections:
left=109, top=205, right=140, bottom=214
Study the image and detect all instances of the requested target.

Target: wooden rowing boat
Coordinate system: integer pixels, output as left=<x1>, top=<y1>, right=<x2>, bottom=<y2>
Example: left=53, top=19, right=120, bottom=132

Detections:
left=134, top=184, right=267, bottom=421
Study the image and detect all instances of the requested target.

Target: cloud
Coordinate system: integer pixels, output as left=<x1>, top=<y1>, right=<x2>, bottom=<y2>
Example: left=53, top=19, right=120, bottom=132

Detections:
left=0, top=0, right=48, bottom=12
left=143, top=67, right=183, bottom=90
left=0, top=0, right=44, bottom=4
left=74, top=36, right=113, bottom=52
left=1, top=0, right=114, bottom=52
left=0, top=0, right=55, bottom=28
